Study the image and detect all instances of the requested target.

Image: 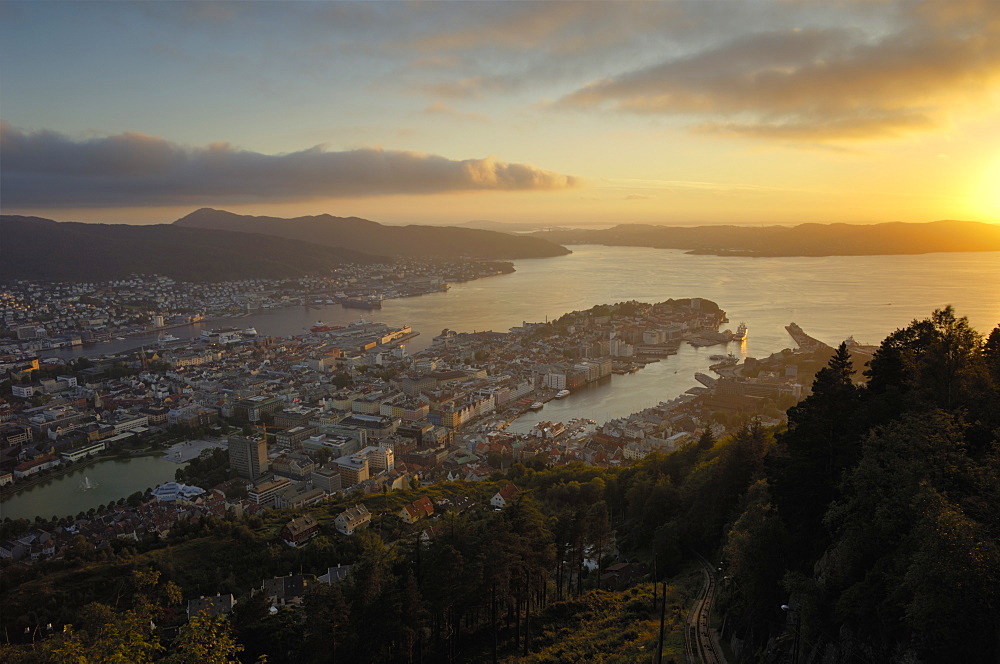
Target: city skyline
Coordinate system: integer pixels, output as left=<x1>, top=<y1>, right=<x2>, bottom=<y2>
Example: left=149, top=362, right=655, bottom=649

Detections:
left=2, top=0, right=999, bottom=227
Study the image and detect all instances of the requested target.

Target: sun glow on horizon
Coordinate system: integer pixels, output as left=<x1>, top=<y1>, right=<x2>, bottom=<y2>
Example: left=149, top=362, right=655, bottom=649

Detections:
left=975, top=157, right=1000, bottom=221
left=3, top=2, right=1000, bottom=225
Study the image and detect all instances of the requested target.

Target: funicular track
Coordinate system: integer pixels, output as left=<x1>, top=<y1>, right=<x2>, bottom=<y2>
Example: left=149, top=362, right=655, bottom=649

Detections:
left=685, top=553, right=726, bottom=664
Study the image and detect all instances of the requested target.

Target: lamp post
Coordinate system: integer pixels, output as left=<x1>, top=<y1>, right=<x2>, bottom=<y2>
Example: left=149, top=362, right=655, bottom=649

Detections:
left=780, top=604, right=800, bottom=664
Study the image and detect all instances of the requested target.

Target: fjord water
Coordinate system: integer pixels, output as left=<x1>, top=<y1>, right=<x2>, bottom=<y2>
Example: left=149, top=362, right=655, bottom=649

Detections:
left=216, top=245, right=1000, bottom=433
left=68, top=245, right=1000, bottom=360
left=73, top=245, right=1000, bottom=428
left=14, top=246, right=999, bottom=518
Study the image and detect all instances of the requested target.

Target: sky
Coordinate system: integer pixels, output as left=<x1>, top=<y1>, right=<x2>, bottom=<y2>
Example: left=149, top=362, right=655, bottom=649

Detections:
left=2, top=0, right=999, bottom=227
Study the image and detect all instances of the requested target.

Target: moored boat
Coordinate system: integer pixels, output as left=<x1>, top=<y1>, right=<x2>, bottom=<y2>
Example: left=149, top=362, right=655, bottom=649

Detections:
left=342, top=296, right=383, bottom=310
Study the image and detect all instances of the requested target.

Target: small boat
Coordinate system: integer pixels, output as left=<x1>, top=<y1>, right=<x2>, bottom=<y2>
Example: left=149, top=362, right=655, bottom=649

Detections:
left=554, top=390, right=570, bottom=399
left=529, top=402, right=544, bottom=411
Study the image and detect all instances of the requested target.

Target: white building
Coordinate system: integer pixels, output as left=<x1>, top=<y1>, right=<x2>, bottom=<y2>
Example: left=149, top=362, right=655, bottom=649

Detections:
left=334, top=504, right=371, bottom=535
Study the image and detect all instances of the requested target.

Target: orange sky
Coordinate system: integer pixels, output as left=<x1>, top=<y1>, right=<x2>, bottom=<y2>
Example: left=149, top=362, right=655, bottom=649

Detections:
left=2, top=1, right=999, bottom=226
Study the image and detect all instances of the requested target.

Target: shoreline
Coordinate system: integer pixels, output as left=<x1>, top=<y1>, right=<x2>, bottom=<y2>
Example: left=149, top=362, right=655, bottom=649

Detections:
left=0, top=448, right=170, bottom=503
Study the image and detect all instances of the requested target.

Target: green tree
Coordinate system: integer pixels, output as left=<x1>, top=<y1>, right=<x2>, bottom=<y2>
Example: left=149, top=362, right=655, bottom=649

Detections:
left=163, top=613, right=244, bottom=664
left=720, top=480, right=790, bottom=632
left=303, top=582, right=352, bottom=664
left=822, top=411, right=999, bottom=660
left=315, top=446, right=333, bottom=467
left=771, top=343, right=862, bottom=561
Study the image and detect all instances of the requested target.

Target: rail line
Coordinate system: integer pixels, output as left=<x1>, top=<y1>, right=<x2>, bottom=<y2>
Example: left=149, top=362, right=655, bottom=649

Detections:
left=685, top=554, right=727, bottom=664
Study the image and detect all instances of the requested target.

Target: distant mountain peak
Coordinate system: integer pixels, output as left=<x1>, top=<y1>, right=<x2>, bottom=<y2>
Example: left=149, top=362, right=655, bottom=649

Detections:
left=1, top=213, right=382, bottom=281
left=174, top=208, right=571, bottom=259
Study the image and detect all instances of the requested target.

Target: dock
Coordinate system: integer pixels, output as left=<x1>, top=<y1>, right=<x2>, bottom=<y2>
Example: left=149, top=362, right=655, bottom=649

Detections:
left=785, top=323, right=833, bottom=352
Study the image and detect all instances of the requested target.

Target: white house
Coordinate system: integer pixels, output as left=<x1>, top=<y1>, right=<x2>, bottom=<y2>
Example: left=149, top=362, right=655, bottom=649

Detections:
left=490, top=482, right=519, bottom=509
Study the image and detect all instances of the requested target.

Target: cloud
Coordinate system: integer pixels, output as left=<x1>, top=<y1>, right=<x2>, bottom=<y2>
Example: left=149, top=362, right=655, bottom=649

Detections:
left=421, top=75, right=519, bottom=100
left=557, top=1, right=1000, bottom=142
left=421, top=102, right=490, bottom=123
left=401, top=2, right=692, bottom=103
left=403, top=3, right=594, bottom=54
left=0, top=124, right=576, bottom=207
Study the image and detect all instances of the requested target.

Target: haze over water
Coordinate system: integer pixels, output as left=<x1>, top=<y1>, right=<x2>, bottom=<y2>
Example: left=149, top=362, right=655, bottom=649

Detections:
left=62, top=243, right=1000, bottom=375
left=16, top=245, right=1000, bottom=518
left=60, top=245, right=1000, bottom=361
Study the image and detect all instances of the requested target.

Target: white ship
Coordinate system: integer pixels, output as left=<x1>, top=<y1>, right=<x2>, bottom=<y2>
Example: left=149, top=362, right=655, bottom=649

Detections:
left=732, top=322, right=748, bottom=341
left=529, top=401, right=544, bottom=410
left=554, top=389, right=570, bottom=398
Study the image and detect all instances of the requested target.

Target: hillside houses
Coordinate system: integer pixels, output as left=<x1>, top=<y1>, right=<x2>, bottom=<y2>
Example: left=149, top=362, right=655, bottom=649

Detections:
left=399, top=496, right=435, bottom=524
left=491, top=482, right=519, bottom=509
left=335, top=504, right=371, bottom=535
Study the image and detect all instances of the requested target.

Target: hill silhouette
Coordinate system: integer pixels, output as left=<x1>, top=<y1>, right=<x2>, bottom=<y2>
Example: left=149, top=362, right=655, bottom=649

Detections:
left=174, top=208, right=571, bottom=259
left=1, top=215, right=381, bottom=281
left=532, top=219, right=1000, bottom=256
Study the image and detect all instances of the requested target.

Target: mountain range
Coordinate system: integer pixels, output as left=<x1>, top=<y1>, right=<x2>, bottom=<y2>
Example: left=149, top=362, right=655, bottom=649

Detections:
left=173, top=208, right=571, bottom=260
left=1, top=215, right=382, bottom=281
left=2, top=209, right=571, bottom=282
left=531, top=219, right=1000, bottom=256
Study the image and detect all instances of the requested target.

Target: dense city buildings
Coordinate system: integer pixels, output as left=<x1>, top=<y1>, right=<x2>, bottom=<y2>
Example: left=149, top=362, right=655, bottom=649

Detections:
left=0, top=294, right=829, bottom=569
left=0, top=259, right=511, bottom=356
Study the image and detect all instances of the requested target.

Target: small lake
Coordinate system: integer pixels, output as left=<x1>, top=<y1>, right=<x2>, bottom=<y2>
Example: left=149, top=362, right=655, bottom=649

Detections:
left=0, top=455, right=184, bottom=521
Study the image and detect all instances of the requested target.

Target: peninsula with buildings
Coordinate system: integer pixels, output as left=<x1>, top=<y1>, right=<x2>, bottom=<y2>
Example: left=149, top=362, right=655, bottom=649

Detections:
left=0, top=259, right=512, bottom=353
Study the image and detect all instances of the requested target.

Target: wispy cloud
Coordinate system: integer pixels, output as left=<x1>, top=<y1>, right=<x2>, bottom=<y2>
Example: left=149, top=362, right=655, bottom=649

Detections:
left=421, top=102, right=490, bottom=123
left=421, top=75, right=519, bottom=100
left=0, top=124, right=577, bottom=207
left=557, top=0, right=1000, bottom=142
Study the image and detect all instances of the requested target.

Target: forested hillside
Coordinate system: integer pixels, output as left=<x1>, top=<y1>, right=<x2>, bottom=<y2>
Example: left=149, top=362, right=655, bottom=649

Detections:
left=1, top=215, right=381, bottom=281
left=719, top=307, right=1000, bottom=662
left=2, top=307, right=997, bottom=663
left=174, top=208, right=572, bottom=260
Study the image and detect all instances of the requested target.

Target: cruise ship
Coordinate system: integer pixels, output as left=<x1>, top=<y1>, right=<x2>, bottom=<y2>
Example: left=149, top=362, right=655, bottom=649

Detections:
left=200, top=327, right=243, bottom=344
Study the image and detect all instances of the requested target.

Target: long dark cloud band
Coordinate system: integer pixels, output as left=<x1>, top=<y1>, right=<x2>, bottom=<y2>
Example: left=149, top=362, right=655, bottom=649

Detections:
left=0, top=123, right=577, bottom=207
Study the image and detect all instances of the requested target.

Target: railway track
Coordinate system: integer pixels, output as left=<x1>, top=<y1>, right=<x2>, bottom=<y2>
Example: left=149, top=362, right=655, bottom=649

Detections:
left=686, top=555, right=727, bottom=664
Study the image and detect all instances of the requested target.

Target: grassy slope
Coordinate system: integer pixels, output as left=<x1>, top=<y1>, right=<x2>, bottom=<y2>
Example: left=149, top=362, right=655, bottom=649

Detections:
left=501, top=572, right=701, bottom=664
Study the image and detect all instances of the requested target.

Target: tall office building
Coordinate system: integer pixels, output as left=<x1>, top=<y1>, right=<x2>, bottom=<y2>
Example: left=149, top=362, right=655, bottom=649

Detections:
left=229, top=434, right=268, bottom=479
